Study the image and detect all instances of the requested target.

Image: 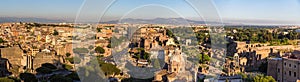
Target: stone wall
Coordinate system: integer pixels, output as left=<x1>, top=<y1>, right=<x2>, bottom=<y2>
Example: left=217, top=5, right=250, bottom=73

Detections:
left=0, top=46, right=23, bottom=66
left=282, top=58, right=300, bottom=82
left=267, top=58, right=281, bottom=81
left=33, top=52, right=61, bottom=70
left=268, top=57, right=300, bottom=82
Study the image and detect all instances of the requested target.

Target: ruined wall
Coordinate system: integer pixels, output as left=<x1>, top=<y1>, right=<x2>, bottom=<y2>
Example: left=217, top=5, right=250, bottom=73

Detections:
left=33, top=52, right=60, bottom=70
left=267, top=58, right=281, bottom=81
left=0, top=46, right=23, bottom=66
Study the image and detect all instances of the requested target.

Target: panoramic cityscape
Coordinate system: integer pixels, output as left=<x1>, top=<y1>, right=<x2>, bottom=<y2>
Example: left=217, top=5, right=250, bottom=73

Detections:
left=1, top=0, right=300, bottom=82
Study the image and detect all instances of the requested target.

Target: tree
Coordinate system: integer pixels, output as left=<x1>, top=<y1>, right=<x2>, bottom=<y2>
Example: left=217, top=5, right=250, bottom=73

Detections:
left=238, top=72, right=247, bottom=79
left=97, top=28, right=102, bottom=32
left=281, top=38, right=289, bottom=45
left=143, top=52, right=150, bottom=60
left=73, top=56, right=81, bottom=64
left=88, top=45, right=94, bottom=50
left=20, top=73, right=38, bottom=82
left=41, top=63, right=57, bottom=70
left=107, top=43, right=111, bottom=48
left=36, top=63, right=57, bottom=74
left=49, top=75, right=72, bottom=82
left=121, top=77, right=153, bottom=82
left=166, top=29, right=174, bottom=37
left=63, top=64, right=73, bottom=70
left=35, top=67, right=52, bottom=74
left=0, top=38, right=5, bottom=43
left=264, top=76, right=276, bottom=82
left=66, top=53, right=71, bottom=57
left=136, top=54, right=141, bottom=60
left=225, top=79, right=229, bottom=82
left=99, top=62, right=121, bottom=76
left=65, top=72, right=80, bottom=81
left=66, top=58, right=74, bottom=64
left=0, top=77, right=14, bottom=82
left=53, top=30, right=59, bottom=36
left=237, top=72, right=248, bottom=81
left=66, top=57, right=81, bottom=64
left=95, top=46, right=105, bottom=54
left=73, top=48, right=89, bottom=54
left=253, top=74, right=275, bottom=82
left=199, top=54, right=210, bottom=64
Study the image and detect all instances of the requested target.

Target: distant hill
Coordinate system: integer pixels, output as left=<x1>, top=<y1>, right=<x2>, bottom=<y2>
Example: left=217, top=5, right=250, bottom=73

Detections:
left=0, top=17, right=230, bottom=25
left=0, top=17, right=66, bottom=23
left=100, top=18, right=222, bottom=25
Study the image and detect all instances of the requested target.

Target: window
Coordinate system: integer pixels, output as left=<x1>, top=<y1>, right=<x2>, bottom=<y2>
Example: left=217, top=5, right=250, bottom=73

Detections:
left=289, top=71, right=291, bottom=76
left=295, top=65, right=297, bottom=68
left=294, top=72, right=297, bottom=77
left=278, top=69, right=280, bottom=72
left=289, top=64, right=291, bottom=67
left=285, top=62, right=286, bottom=66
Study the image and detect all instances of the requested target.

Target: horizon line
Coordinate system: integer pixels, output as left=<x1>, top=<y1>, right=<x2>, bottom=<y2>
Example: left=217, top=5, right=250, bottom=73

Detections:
left=1, top=16, right=300, bottom=26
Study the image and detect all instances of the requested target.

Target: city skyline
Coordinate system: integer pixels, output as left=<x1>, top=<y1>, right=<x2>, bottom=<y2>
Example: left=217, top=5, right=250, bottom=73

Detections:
left=1, top=1, right=300, bottom=82
left=1, top=0, right=300, bottom=25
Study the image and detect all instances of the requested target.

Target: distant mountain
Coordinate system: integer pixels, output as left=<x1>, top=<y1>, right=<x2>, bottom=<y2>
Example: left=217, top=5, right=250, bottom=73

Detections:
left=0, top=17, right=66, bottom=23
left=100, top=18, right=223, bottom=25
left=0, top=17, right=231, bottom=25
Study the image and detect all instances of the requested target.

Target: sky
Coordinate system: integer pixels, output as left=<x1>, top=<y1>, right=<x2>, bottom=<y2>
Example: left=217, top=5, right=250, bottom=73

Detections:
left=1, top=0, right=300, bottom=25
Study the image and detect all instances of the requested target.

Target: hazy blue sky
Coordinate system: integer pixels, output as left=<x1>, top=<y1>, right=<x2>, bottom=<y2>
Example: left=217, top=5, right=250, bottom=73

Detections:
left=1, top=0, right=300, bottom=24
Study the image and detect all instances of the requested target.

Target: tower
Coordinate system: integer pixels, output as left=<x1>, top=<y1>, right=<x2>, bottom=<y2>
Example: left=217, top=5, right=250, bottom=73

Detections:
left=233, top=53, right=239, bottom=66
left=168, top=47, right=184, bottom=73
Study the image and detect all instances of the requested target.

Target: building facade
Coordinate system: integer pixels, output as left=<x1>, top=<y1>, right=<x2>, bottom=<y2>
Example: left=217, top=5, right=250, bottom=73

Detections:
left=268, top=50, right=300, bottom=82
